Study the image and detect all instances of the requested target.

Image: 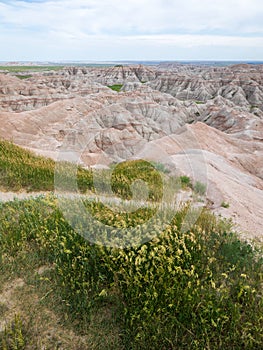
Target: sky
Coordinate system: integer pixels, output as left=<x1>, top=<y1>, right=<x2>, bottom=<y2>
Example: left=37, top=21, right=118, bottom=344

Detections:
left=0, top=0, right=263, bottom=61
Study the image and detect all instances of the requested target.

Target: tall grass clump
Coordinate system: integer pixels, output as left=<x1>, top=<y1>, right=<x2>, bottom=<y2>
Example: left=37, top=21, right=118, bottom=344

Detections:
left=104, top=210, right=263, bottom=349
left=0, top=315, right=25, bottom=350
left=111, top=159, right=163, bottom=201
left=194, top=181, right=206, bottom=195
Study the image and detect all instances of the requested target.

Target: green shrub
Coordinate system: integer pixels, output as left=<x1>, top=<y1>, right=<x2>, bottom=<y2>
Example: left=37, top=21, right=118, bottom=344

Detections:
left=221, top=201, right=230, bottom=208
left=107, top=84, right=123, bottom=92
left=104, top=212, right=263, bottom=349
left=179, top=175, right=192, bottom=188
left=15, top=75, right=32, bottom=80
left=194, top=181, right=206, bottom=195
left=150, top=161, right=170, bottom=174
left=111, top=159, right=163, bottom=201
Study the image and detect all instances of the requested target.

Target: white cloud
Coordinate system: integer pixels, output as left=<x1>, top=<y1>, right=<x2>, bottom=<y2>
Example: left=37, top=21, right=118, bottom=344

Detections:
left=0, top=0, right=263, bottom=60
left=1, top=0, right=263, bottom=35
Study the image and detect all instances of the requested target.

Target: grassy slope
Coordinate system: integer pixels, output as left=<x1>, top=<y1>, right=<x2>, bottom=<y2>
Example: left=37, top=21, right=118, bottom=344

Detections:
left=0, top=140, right=172, bottom=197
left=0, top=140, right=93, bottom=193
left=0, top=140, right=262, bottom=349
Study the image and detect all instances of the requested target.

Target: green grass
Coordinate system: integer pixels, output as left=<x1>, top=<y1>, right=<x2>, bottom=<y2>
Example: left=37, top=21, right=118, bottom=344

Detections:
left=221, top=201, right=230, bottom=208
left=107, top=84, right=123, bottom=92
left=193, top=181, right=206, bottom=196
left=15, top=75, right=32, bottom=80
left=180, top=175, right=192, bottom=189
left=0, top=194, right=262, bottom=349
left=0, top=140, right=263, bottom=349
left=0, top=140, right=170, bottom=198
left=0, top=66, right=63, bottom=73
left=0, top=140, right=190, bottom=201
left=150, top=161, right=170, bottom=174
left=111, top=159, right=163, bottom=201
left=0, top=315, right=25, bottom=350
left=0, top=139, right=93, bottom=193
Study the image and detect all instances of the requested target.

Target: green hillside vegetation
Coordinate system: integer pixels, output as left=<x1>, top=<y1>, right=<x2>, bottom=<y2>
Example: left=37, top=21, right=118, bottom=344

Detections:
left=0, top=139, right=93, bottom=193
left=0, top=140, right=172, bottom=198
left=0, top=196, right=262, bottom=349
left=111, top=159, right=163, bottom=201
left=0, top=140, right=262, bottom=349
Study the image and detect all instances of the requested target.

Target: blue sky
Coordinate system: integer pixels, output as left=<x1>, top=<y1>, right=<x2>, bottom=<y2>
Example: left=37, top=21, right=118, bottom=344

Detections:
left=0, top=0, right=263, bottom=61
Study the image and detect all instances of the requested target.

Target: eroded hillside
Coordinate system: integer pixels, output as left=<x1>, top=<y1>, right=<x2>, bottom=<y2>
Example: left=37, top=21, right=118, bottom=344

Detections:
left=0, top=63, right=262, bottom=238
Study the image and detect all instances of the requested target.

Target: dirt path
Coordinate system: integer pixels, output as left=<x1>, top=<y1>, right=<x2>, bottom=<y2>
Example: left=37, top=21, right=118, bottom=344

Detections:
left=1, top=190, right=261, bottom=242
left=0, top=191, right=49, bottom=203
left=0, top=278, right=25, bottom=332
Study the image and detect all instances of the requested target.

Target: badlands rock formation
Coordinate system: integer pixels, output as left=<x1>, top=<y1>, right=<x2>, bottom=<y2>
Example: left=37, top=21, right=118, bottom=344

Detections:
left=0, top=63, right=262, bottom=239
left=0, top=69, right=110, bottom=112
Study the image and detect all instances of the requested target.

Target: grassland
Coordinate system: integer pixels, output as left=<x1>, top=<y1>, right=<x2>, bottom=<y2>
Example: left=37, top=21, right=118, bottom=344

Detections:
left=0, top=140, right=263, bottom=349
left=0, top=66, right=63, bottom=73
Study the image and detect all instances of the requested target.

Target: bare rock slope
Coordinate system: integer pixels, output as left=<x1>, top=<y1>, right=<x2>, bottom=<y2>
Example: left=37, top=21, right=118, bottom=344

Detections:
left=138, top=122, right=263, bottom=238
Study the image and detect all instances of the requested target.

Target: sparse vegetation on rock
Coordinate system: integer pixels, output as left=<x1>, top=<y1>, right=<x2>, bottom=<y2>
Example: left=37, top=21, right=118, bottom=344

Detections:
left=194, top=181, right=206, bottom=196
left=221, top=201, right=230, bottom=208
left=107, top=84, right=123, bottom=92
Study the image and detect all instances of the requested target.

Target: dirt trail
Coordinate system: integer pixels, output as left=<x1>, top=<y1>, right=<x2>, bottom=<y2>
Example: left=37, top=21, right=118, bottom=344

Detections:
left=0, top=190, right=261, bottom=242
left=0, top=191, right=49, bottom=203
left=0, top=278, right=25, bottom=332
